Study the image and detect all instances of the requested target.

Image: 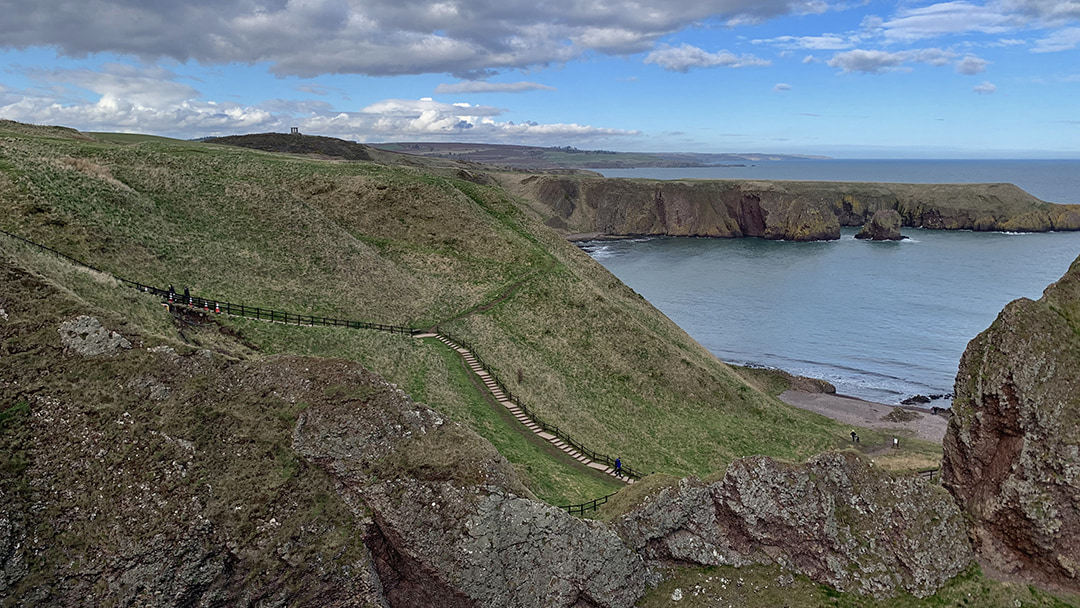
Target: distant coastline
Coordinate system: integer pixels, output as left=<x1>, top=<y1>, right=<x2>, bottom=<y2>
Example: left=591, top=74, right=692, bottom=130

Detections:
left=595, top=159, right=1080, bottom=206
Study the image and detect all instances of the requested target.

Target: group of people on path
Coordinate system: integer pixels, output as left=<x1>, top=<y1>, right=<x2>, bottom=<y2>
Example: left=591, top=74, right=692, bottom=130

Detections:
left=167, top=285, right=193, bottom=305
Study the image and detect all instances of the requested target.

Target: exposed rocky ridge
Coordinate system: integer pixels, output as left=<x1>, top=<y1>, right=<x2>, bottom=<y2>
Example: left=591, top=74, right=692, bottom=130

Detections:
left=506, top=174, right=1080, bottom=241
left=615, top=451, right=972, bottom=598
left=292, top=369, right=649, bottom=608
left=943, top=255, right=1080, bottom=593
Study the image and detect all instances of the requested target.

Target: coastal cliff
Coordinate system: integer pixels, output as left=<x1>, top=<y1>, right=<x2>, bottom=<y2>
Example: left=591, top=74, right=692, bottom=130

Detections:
left=506, top=174, right=1080, bottom=241
left=943, top=255, right=1080, bottom=593
left=0, top=252, right=974, bottom=606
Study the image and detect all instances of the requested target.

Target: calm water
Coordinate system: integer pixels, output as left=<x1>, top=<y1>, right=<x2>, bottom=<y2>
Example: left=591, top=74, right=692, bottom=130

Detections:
left=597, top=159, right=1080, bottom=205
left=584, top=228, right=1080, bottom=405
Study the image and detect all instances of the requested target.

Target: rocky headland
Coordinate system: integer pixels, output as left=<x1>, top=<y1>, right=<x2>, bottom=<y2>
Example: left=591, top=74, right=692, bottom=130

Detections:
left=505, top=174, right=1080, bottom=242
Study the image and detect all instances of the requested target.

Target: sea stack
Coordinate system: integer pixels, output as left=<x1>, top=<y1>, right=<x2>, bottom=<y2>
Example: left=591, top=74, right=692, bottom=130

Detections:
left=855, top=209, right=905, bottom=241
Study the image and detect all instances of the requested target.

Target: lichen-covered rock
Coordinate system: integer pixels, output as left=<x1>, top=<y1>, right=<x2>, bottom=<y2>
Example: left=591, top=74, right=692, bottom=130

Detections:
left=615, top=451, right=972, bottom=599
left=855, top=209, right=904, bottom=241
left=614, top=477, right=748, bottom=568
left=0, top=515, right=28, bottom=596
left=943, top=255, right=1080, bottom=592
left=294, top=389, right=648, bottom=608
left=58, top=315, right=131, bottom=355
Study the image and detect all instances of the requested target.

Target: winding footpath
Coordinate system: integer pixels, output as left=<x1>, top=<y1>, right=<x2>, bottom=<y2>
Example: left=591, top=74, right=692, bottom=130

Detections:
left=0, top=228, right=636, bottom=494
left=416, top=332, right=632, bottom=484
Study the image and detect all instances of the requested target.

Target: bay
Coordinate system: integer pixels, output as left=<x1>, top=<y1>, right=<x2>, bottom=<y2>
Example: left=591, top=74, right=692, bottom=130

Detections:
left=596, top=159, right=1080, bottom=205
left=583, top=228, right=1080, bottom=405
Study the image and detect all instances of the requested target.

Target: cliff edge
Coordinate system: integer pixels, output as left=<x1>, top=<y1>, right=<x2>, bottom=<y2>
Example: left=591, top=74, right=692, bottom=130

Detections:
left=505, top=174, right=1080, bottom=241
left=943, top=255, right=1080, bottom=592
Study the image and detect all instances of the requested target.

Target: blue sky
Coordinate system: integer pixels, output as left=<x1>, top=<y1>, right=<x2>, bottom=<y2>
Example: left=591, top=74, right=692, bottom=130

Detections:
left=1, top=0, right=1078, bottom=157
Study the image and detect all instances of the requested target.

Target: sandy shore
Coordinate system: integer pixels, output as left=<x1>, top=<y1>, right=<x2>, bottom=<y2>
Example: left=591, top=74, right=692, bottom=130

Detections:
left=780, top=390, right=949, bottom=444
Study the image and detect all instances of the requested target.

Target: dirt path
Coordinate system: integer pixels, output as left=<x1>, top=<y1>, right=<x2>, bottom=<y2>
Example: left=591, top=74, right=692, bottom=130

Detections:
left=779, top=390, right=949, bottom=444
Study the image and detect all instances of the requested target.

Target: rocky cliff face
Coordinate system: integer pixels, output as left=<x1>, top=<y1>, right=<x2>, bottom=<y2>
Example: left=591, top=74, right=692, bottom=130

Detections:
left=509, top=174, right=1080, bottom=241
left=615, top=451, right=972, bottom=599
left=943, top=256, right=1080, bottom=592
left=291, top=376, right=648, bottom=608
left=855, top=209, right=904, bottom=241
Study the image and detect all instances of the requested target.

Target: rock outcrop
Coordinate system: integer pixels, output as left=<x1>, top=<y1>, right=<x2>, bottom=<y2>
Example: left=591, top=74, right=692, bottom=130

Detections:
left=943, top=255, right=1080, bottom=592
left=506, top=174, right=1080, bottom=242
left=615, top=451, right=972, bottom=598
left=292, top=375, right=648, bottom=608
left=855, top=209, right=905, bottom=241
left=58, top=314, right=132, bottom=355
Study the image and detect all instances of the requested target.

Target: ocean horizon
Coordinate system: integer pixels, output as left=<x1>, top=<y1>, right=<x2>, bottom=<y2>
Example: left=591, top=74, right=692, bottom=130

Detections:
left=595, top=159, right=1080, bottom=206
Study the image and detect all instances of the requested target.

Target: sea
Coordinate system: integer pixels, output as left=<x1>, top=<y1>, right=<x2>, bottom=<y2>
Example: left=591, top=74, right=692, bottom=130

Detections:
left=583, top=160, right=1080, bottom=405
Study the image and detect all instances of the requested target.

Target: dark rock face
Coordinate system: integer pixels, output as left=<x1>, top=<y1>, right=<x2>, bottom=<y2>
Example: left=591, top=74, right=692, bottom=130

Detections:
left=943, top=256, right=1080, bottom=592
left=615, top=452, right=972, bottom=598
left=855, top=209, right=904, bottom=241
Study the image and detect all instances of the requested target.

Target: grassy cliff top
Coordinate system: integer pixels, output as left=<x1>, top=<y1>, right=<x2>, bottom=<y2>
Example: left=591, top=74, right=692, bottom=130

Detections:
left=0, top=121, right=891, bottom=495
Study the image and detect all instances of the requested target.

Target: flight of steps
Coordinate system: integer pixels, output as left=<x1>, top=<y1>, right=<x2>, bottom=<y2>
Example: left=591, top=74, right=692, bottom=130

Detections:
left=423, top=333, right=631, bottom=484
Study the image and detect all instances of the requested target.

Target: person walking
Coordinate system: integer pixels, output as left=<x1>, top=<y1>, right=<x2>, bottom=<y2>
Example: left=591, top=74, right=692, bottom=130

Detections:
left=614, top=457, right=622, bottom=478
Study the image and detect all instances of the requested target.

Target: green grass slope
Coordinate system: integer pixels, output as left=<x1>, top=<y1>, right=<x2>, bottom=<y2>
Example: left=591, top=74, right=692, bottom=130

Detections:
left=0, top=121, right=868, bottom=489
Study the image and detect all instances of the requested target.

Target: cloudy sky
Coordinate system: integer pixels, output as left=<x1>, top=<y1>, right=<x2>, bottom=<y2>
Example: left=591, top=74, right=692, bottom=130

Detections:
left=1, top=0, right=1078, bottom=157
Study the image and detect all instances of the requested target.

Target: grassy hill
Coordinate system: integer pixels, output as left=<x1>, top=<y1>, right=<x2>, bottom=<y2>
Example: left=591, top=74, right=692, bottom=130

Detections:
left=0, top=121, right=905, bottom=504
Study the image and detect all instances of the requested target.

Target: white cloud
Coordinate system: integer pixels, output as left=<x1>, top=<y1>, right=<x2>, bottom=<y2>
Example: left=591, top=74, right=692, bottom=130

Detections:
left=773, top=83, right=793, bottom=91
left=0, top=67, right=635, bottom=145
left=828, top=49, right=908, bottom=73
left=803, top=54, right=819, bottom=63
left=645, top=44, right=771, bottom=72
left=434, top=81, right=556, bottom=94
left=827, top=48, right=955, bottom=73
left=29, top=64, right=200, bottom=107
left=999, top=0, right=1080, bottom=25
left=973, top=80, right=997, bottom=93
left=1032, top=27, right=1080, bottom=52
left=956, top=55, right=990, bottom=74
left=825, top=47, right=954, bottom=73
left=880, top=1, right=1013, bottom=42
left=754, top=34, right=853, bottom=49
left=0, top=0, right=832, bottom=78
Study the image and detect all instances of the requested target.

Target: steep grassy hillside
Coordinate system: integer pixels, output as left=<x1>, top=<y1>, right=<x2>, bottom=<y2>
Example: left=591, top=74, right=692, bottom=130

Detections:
left=0, top=122, right=866, bottom=492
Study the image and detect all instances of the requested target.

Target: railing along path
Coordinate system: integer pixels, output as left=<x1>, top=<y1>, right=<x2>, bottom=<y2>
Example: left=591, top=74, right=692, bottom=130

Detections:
left=0, top=228, right=637, bottom=513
